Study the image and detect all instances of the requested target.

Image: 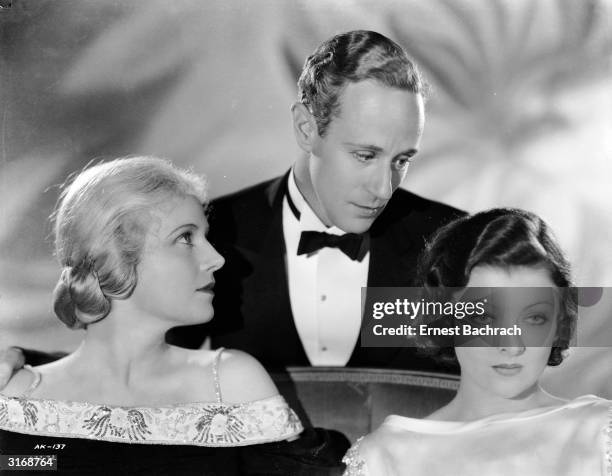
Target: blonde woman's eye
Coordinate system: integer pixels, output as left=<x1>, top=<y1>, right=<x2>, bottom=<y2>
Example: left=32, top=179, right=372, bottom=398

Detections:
left=177, top=231, right=194, bottom=246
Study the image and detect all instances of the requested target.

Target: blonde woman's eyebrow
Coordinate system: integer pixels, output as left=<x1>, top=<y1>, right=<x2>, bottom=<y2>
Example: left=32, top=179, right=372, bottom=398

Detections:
left=166, top=223, right=198, bottom=238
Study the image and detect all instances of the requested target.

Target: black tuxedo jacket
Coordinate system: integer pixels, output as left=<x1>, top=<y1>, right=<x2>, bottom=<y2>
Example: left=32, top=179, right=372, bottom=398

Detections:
left=167, top=172, right=464, bottom=370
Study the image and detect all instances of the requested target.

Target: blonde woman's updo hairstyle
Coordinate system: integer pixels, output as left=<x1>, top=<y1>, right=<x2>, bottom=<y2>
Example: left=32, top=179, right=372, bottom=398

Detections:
left=52, top=157, right=208, bottom=329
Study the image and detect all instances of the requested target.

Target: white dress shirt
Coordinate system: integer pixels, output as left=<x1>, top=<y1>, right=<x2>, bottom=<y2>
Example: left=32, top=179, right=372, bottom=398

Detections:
left=282, top=170, right=369, bottom=366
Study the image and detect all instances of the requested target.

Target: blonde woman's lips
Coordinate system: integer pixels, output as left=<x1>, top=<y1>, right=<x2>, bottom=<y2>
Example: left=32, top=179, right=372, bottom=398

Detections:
left=196, top=282, right=214, bottom=293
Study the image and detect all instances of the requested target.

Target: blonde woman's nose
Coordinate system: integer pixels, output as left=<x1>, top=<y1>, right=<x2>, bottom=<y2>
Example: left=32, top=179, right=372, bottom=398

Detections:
left=199, top=242, right=225, bottom=272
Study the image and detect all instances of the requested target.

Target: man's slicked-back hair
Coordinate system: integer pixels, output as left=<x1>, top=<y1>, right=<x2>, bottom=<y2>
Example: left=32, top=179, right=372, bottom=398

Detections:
left=297, top=30, right=426, bottom=137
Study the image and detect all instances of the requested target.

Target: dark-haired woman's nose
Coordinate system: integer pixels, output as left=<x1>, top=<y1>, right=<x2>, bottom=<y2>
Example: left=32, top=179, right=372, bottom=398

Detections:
left=498, top=345, right=526, bottom=357
left=497, top=330, right=526, bottom=356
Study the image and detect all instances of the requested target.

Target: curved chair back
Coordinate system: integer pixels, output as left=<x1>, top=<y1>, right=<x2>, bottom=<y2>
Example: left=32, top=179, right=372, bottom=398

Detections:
left=271, top=367, right=459, bottom=442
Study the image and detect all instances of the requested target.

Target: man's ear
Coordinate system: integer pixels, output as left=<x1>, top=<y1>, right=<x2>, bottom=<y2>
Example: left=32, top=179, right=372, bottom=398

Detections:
left=291, top=102, right=318, bottom=152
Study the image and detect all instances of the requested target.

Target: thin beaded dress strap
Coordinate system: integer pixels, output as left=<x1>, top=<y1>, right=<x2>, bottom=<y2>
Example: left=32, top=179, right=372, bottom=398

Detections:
left=212, top=347, right=225, bottom=404
left=21, top=364, right=42, bottom=398
left=605, top=403, right=612, bottom=476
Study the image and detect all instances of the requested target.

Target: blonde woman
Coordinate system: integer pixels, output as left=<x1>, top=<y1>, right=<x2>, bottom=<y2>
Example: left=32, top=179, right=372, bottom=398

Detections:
left=0, top=157, right=306, bottom=475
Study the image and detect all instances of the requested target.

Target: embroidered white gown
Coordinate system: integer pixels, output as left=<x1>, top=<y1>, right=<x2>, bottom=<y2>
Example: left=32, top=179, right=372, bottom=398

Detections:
left=343, top=395, right=612, bottom=476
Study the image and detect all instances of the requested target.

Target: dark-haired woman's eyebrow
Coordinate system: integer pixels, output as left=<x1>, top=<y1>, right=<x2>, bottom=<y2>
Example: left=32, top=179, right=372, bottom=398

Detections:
left=523, top=301, right=554, bottom=310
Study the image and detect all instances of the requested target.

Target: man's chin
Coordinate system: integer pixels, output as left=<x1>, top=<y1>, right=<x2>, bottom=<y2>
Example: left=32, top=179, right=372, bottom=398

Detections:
left=335, top=216, right=376, bottom=234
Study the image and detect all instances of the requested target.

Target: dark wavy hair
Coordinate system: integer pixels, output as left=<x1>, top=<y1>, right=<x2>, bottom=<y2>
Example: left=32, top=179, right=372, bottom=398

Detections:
left=416, top=208, right=577, bottom=366
left=297, top=30, right=427, bottom=137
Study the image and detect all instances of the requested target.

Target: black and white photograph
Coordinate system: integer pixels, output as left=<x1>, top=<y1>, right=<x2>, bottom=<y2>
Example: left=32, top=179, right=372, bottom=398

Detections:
left=1, top=0, right=611, bottom=474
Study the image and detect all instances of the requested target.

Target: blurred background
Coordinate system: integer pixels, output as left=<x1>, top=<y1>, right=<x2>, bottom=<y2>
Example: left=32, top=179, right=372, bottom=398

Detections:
left=1, top=0, right=611, bottom=396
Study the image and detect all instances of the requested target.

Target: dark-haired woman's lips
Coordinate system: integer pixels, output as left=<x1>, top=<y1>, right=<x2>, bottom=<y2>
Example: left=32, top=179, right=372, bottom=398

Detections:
left=492, top=364, right=523, bottom=376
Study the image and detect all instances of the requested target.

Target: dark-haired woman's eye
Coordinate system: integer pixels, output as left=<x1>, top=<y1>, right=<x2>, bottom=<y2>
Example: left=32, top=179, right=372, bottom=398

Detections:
left=177, top=231, right=194, bottom=246
left=524, top=314, right=548, bottom=325
left=472, top=313, right=494, bottom=325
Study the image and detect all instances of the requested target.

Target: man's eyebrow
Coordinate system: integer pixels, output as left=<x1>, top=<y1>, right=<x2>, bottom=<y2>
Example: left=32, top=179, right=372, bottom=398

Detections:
left=343, top=142, right=383, bottom=152
left=342, top=142, right=419, bottom=156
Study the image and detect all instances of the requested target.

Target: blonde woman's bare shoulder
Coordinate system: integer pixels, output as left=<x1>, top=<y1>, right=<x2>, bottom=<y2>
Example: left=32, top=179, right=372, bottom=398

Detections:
left=217, top=349, right=279, bottom=404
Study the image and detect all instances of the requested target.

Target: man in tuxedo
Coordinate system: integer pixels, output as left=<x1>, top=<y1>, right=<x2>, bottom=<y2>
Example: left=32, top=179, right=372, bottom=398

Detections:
left=167, top=30, right=464, bottom=370
left=0, top=30, right=463, bottom=385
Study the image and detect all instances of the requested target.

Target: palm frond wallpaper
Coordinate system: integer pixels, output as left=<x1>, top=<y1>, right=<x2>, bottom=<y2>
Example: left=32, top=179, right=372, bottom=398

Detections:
left=1, top=0, right=611, bottom=396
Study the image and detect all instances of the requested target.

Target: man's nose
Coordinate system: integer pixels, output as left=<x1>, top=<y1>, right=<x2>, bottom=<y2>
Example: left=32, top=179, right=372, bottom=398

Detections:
left=367, top=163, right=394, bottom=200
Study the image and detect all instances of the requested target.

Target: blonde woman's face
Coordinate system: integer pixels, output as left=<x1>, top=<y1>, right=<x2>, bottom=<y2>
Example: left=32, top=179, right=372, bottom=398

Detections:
left=130, top=195, right=224, bottom=325
left=455, top=265, right=558, bottom=399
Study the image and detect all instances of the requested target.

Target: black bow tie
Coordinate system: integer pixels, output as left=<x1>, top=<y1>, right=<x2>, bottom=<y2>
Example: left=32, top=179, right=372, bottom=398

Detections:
left=297, top=230, right=367, bottom=261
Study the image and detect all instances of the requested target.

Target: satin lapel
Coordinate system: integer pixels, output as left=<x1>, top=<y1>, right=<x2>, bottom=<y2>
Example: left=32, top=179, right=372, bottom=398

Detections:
left=252, top=173, right=309, bottom=365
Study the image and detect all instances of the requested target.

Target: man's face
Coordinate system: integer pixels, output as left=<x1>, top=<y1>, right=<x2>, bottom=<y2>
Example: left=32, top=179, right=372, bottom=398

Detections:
left=299, top=80, right=424, bottom=233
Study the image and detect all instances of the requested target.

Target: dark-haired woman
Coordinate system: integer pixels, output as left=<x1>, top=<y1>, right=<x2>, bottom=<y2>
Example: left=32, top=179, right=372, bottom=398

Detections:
left=343, top=208, right=612, bottom=476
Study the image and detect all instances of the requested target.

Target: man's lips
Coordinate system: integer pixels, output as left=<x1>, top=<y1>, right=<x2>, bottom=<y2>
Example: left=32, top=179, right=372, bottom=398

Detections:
left=351, top=203, right=386, bottom=215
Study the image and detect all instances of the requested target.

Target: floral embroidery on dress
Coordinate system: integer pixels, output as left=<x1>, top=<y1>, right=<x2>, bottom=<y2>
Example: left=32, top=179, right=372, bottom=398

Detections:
left=0, top=394, right=302, bottom=447
left=0, top=398, right=38, bottom=429
left=194, top=405, right=246, bottom=444
left=83, top=406, right=152, bottom=441
left=342, top=436, right=367, bottom=476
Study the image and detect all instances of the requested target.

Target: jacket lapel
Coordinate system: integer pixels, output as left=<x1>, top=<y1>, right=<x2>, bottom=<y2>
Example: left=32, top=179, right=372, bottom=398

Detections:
left=348, top=196, right=415, bottom=367
left=253, top=173, right=310, bottom=365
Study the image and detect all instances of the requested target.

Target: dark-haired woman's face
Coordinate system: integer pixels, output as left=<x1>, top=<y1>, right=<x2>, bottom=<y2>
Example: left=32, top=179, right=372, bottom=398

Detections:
left=455, top=265, right=558, bottom=399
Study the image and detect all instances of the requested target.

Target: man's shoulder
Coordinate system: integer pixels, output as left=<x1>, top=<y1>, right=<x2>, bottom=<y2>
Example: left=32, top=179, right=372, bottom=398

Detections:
left=210, top=175, right=284, bottom=210
left=206, top=174, right=286, bottom=243
left=389, top=188, right=464, bottom=217
left=375, top=189, right=465, bottom=236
